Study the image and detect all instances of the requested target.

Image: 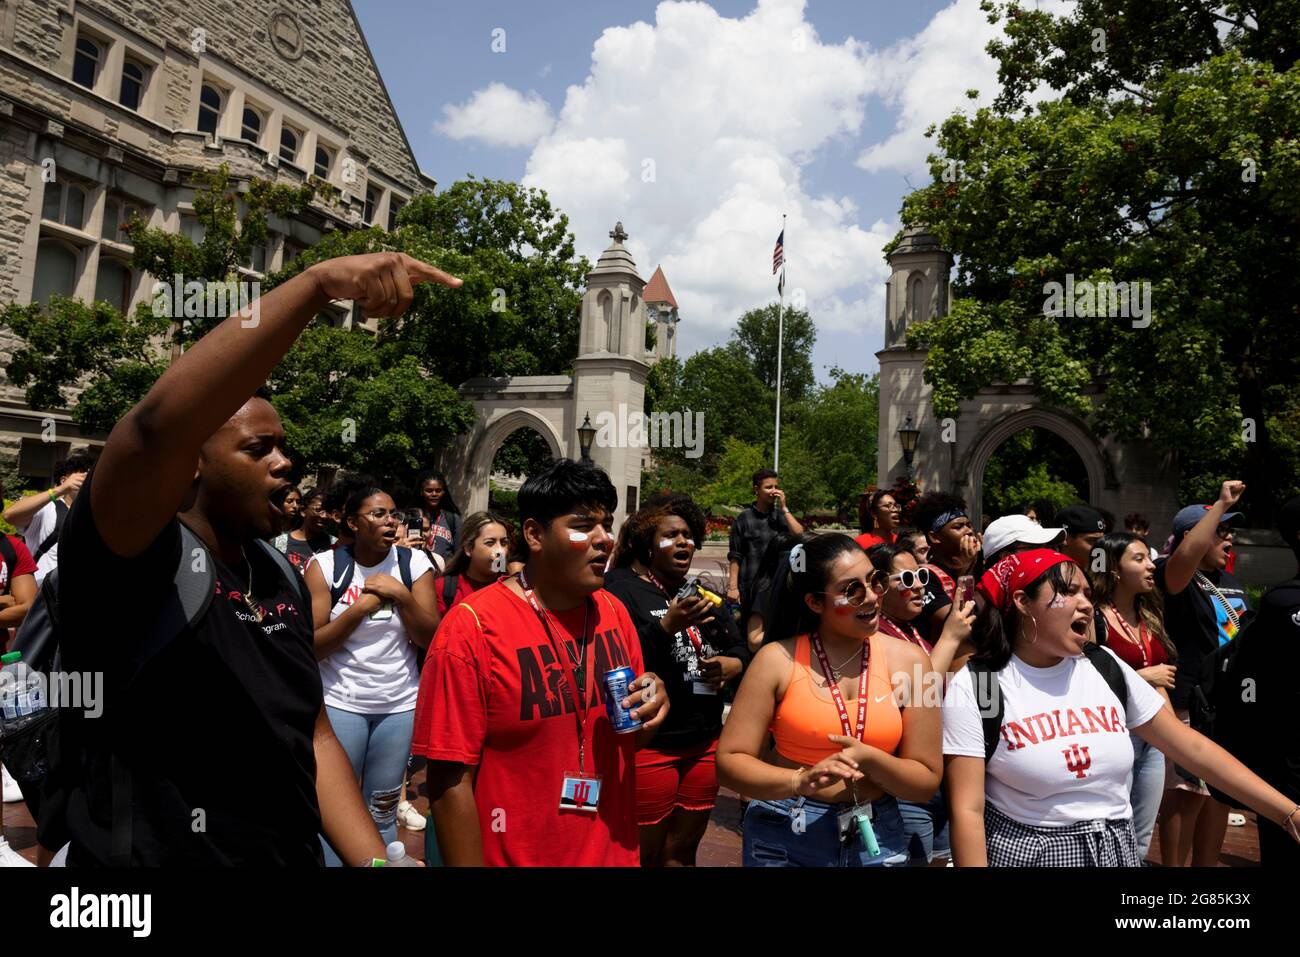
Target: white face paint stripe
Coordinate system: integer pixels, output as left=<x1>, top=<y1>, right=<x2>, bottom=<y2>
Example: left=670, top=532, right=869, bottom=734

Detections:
left=568, top=530, right=589, bottom=544
left=833, top=596, right=852, bottom=607
left=658, top=538, right=675, bottom=550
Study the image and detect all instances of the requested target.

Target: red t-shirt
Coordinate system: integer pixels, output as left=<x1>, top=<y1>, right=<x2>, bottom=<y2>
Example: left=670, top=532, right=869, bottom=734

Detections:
left=855, top=532, right=893, bottom=551
left=435, top=574, right=491, bottom=615
left=412, top=580, right=645, bottom=867
left=0, top=534, right=37, bottom=592
left=1103, top=612, right=1169, bottom=670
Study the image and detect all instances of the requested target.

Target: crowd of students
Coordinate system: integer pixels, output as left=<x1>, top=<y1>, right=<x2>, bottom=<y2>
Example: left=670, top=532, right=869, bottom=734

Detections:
left=1, top=250, right=1297, bottom=870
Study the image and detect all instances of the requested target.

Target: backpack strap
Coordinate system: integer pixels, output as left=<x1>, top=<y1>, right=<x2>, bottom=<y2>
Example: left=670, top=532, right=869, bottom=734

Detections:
left=965, top=657, right=1004, bottom=763
left=252, top=538, right=313, bottom=616
left=329, top=544, right=356, bottom=608
left=1080, top=643, right=1128, bottom=714
left=396, top=546, right=413, bottom=591
left=442, top=573, right=459, bottom=609
left=32, top=500, right=68, bottom=565
left=924, top=563, right=956, bottom=601
left=112, top=523, right=216, bottom=866
left=0, top=534, right=17, bottom=595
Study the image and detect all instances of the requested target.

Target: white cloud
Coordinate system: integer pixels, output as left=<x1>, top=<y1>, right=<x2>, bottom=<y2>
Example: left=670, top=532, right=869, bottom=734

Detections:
left=436, top=82, right=555, bottom=148
left=856, top=0, right=1070, bottom=176
left=515, top=0, right=891, bottom=358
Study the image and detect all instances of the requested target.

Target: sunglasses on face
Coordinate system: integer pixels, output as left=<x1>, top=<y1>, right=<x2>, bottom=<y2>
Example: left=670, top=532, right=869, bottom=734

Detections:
left=888, top=567, right=930, bottom=591
left=818, top=574, right=886, bottom=607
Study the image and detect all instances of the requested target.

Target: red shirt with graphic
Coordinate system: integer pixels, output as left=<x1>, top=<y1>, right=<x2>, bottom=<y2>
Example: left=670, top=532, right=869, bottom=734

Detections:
left=0, top=534, right=37, bottom=593
left=412, top=580, right=645, bottom=866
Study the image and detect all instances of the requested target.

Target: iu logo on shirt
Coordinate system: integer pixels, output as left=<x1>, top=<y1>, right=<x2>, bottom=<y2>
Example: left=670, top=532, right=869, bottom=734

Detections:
left=1062, top=743, right=1092, bottom=779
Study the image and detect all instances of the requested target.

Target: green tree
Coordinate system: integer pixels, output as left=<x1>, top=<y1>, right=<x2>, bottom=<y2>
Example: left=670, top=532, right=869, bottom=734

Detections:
left=898, top=0, right=1300, bottom=524
left=697, top=437, right=765, bottom=513
left=730, top=303, right=817, bottom=401
left=982, top=427, right=1089, bottom=517
left=790, top=369, right=880, bottom=519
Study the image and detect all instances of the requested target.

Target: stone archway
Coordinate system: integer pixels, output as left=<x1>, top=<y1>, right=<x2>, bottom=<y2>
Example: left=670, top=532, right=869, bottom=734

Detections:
left=460, top=407, right=566, bottom=514
left=960, top=407, right=1112, bottom=522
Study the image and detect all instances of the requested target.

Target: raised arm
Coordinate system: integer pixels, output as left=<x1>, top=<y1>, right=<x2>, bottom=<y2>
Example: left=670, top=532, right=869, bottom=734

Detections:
left=91, top=254, right=460, bottom=558
left=2, top=473, right=80, bottom=530
left=1162, top=480, right=1243, bottom=595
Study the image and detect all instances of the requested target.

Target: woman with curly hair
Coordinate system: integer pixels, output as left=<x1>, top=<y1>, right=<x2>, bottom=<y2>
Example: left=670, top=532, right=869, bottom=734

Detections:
left=604, top=496, right=751, bottom=865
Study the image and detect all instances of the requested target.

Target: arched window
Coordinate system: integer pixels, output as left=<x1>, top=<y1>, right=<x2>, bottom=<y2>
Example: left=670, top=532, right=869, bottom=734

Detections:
left=94, top=260, right=133, bottom=313
left=598, top=290, right=613, bottom=351
left=73, top=37, right=100, bottom=89
left=606, top=293, right=623, bottom=353
left=32, top=239, right=79, bottom=305
left=198, top=84, right=222, bottom=136
left=280, top=126, right=299, bottom=165
left=907, top=274, right=925, bottom=323
left=314, top=146, right=332, bottom=180
left=241, top=106, right=262, bottom=143
left=120, top=60, right=146, bottom=110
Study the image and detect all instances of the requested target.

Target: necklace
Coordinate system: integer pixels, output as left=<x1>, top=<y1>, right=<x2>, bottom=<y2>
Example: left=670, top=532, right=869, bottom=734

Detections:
left=825, top=642, right=864, bottom=681
left=242, top=550, right=264, bottom=623
left=1106, top=603, right=1150, bottom=667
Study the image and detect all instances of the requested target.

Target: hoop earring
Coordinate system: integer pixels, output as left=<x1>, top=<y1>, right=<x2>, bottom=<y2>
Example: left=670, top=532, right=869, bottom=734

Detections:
left=1026, top=615, right=1039, bottom=645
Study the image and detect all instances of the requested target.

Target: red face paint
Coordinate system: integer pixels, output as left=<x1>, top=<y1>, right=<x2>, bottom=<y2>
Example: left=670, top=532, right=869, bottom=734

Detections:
left=567, top=530, right=590, bottom=551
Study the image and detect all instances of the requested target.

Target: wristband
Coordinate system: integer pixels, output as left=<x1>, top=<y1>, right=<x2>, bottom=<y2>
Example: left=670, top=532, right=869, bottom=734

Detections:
left=49, top=488, right=58, bottom=503
left=790, top=767, right=805, bottom=798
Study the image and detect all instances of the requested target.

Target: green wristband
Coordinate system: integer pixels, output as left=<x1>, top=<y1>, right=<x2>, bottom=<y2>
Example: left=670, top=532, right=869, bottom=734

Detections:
left=49, top=488, right=58, bottom=502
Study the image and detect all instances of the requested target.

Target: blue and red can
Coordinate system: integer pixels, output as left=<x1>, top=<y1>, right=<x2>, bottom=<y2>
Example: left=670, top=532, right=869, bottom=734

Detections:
left=602, top=666, right=643, bottom=734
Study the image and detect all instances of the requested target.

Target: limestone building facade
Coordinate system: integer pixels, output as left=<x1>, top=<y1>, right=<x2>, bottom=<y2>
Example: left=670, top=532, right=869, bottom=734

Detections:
left=0, top=0, right=432, bottom=484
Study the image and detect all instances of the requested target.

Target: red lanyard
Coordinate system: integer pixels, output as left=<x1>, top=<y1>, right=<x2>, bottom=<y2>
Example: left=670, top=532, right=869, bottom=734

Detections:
left=810, top=633, right=870, bottom=742
left=1107, top=605, right=1152, bottom=667
left=643, top=569, right=705, bottom=656
left=516, top=570, right=595, bottom=771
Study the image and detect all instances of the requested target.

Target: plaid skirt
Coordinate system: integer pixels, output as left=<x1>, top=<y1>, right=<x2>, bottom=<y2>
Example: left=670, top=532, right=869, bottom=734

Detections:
left=985, top=805, right=1142, bottom=867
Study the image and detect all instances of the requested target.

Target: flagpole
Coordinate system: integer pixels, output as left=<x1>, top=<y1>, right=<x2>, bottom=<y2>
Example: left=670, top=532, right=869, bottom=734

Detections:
left=774, top=213, right=786, bottom=472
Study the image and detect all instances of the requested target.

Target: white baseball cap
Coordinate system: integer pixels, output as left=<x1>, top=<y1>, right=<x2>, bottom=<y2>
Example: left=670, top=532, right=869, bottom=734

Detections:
left=983, top=514, right=1064, bottom=559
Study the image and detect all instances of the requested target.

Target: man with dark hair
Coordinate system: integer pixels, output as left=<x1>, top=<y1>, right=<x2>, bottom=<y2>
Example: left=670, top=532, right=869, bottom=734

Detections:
left=726, top=468, right=804, bottom=615
left=53, top=251, right=459, bottom=865
left=911, top=491, right=980, bottom=643
left=414, top=458, right=669, bottom=866
left=3, top=450, right=97, bottom=584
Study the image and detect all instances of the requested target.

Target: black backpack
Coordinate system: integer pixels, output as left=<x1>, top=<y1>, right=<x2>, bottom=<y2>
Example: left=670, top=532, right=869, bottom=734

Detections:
left=31, top=498, right=68, bottom=564
left=0, top=524, right=308, bottom=862
left=1187, top=582, right=1287, bottom=808
left=327, top=544, right=414, bottom=607
left=967, top=643, right=1130, bottom=762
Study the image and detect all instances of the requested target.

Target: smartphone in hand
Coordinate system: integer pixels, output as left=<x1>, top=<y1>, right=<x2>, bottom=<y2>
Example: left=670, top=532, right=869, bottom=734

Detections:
left=956, top=575, right=975, bottom=608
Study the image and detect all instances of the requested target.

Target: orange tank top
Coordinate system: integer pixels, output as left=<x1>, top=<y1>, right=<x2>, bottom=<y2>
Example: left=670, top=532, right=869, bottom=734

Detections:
left=770, top=632, right=903, bottom=767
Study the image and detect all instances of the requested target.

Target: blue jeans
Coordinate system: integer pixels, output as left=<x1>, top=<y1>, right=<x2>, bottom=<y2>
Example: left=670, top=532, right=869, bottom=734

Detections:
left=897, top=790, right=950, bottom=864
left=1129, top=732, right=1164, bottom=861
left=742, top=795, right=910, bottom=867
left=320, top=706, right=416, bottom=867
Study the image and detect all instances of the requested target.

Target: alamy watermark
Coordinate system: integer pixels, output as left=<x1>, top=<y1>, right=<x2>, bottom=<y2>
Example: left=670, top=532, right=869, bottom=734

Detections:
left=593, top=404, right=704, bottom=459
left=151, top=274, right=261, bottom=327
left=1042, top=274, right=1151, bottom=329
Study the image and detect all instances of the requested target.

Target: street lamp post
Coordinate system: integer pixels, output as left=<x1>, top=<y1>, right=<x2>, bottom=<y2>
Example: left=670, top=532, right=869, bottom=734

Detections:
left=897, top=413, right=920, bottom=480
left=578, top=412, right=596, bottom=464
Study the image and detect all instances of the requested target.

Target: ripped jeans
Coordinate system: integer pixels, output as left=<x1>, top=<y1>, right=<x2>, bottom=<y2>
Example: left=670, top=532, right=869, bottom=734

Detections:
left=321, top=705, right=416, bottom=867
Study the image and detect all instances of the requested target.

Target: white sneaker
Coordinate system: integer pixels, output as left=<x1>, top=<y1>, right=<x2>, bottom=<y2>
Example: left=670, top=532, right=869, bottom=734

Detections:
left=397, top=800, right=426, bottom=831
left=1228, top=813, right=1247, bottom=826
left=1, top=764, right=21, bottom=803
left=0, top=838, right=34, bottom=867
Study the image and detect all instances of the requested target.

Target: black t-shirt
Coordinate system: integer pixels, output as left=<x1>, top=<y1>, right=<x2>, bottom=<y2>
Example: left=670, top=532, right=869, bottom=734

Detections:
left=728, top=504, right=790, bottom=608
left=1155, top=558, right=1249, bottom=709
left=603, top=567, right=752, bottom=749
left=914, top=558, right=959, bottom=643
left=284, top=533, right=333, bottom=574
left=1241, top=579, right=1300, bottom=797
left=58, top=469, right=325, bottom=866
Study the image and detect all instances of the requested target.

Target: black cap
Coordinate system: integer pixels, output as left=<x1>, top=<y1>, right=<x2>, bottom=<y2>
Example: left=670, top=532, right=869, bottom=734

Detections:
left=1056, top=505, right=1105, bottom=536
left=1278, top=495, right=1300, bottom=552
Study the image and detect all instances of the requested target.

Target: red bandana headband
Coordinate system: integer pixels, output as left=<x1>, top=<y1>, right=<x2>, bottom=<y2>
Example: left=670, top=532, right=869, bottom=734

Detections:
left=977, top=548, right=1075, bottom=612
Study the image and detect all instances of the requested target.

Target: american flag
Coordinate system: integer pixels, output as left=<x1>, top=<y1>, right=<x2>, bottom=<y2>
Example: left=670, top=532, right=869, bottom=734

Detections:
left=772, top=229, right=784, bottom=274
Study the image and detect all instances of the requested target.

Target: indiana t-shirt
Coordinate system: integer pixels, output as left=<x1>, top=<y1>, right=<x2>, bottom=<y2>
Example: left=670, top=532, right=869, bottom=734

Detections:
left=412, top=580, right=645, bottom=867
left=943, top=648, right=1165, bottom=827
left=311, top=546, right=433, bottom=714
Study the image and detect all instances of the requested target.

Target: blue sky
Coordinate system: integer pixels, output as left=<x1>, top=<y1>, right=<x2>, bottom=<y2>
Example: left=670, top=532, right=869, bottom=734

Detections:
left=351, top=0, right=1021, bottom=381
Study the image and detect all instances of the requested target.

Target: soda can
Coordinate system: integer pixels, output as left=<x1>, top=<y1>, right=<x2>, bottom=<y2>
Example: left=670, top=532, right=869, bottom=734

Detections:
left=602, top=666, right=643, bottom=734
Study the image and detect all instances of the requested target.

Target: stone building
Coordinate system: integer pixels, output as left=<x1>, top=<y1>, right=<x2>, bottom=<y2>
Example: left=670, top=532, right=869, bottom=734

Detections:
left=643, top=264, right=679, bottom=363
left=0, top=0, right=432, bottom=484
left=875, top=225, right=1180, bottom=543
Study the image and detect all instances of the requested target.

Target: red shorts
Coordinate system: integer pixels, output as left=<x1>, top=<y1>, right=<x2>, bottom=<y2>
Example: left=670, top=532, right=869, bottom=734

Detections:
left=635, top=737, right=719, bottom=826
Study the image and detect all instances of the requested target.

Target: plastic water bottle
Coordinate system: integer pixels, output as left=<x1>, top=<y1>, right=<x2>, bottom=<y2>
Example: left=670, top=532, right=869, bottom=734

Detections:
left=385, top=840, right=418, bottom=867
left=0, top=651, right=44, bottom=719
